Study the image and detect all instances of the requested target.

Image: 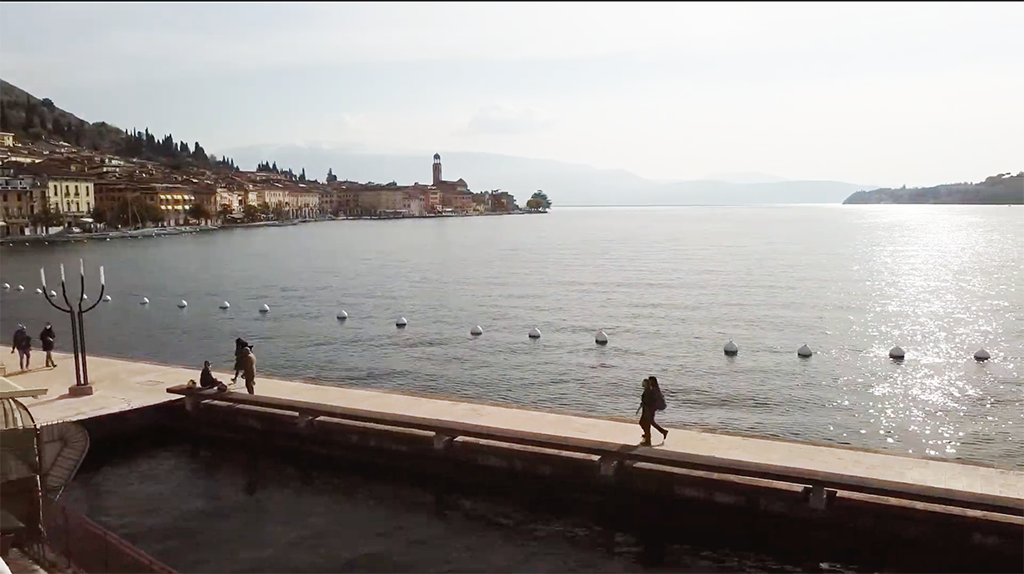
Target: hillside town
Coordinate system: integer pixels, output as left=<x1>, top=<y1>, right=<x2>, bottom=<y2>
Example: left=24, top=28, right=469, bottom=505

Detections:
left=0, top=131, right=548, bottom=239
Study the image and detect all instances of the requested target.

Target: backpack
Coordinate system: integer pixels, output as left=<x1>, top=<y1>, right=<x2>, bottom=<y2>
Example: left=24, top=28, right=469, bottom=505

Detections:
left=655, top=388, right=667, bottom=411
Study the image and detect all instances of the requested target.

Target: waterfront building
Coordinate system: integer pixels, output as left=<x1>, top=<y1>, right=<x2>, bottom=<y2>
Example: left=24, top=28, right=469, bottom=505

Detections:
left=18, top=161, right=96, bottom=224
left=0, top=164, right=44, bottom=237
left=0, top=131, right=14, bottom=147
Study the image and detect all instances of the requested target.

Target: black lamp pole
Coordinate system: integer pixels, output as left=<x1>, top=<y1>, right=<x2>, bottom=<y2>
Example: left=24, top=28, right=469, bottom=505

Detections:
left=40, top=259, right=105, bottom=396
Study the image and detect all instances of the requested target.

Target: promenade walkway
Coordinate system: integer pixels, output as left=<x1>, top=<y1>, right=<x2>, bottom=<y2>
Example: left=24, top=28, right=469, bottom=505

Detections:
left=6, top=352, right=1022, bottom=508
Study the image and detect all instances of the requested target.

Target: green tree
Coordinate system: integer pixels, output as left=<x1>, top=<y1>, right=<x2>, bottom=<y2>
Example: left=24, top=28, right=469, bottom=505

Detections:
left=217, top=205, right=233, bottom=223
left=187, top=202, right=211, bottom=224
left=271, top=204, right=286, bottom=221
left=29, top=204, right=65, bottom=229
left=90, top=205, right=108, bottom=225
left=529, top=190, right=551, bottom=209
left=299, top=168, right=306, bottom=182
left=242, top=203, right=261, bottom=223
left=139, top=202, right=165, bottom=226
left=192, top=141, right=208, bottom=163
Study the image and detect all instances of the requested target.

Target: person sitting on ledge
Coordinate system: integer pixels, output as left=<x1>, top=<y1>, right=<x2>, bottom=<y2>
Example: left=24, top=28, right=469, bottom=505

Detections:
left=200, top=360, right=227, bottom=391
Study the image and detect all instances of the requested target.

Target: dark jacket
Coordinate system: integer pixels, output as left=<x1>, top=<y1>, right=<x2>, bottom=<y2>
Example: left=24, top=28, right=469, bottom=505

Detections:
left=12, top=329, right=30, bottom=352
left=40, top=327, right=56, bottom=352
left=641, top=388, right=658, bottom=411
left=234, top=338, right=253, bottom=371
left=200, top=366, right=219, bottom=388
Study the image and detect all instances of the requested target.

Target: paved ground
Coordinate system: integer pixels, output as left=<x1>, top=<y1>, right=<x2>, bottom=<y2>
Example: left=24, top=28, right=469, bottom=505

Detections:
left=5, top=352, right=1022, bottom=504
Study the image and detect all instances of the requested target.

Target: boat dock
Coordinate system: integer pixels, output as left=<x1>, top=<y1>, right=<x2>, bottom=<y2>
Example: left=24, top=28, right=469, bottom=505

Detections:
left=5, top=352, right=1023, bottom=571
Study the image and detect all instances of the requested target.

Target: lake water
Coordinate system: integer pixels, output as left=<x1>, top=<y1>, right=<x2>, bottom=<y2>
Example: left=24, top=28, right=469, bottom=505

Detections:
left=1, top=206, right=1021, bottom=469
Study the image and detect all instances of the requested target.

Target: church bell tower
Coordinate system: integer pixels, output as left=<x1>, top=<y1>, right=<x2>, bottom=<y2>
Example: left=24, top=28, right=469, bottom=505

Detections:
left=432, top=153, right=442, bottom=186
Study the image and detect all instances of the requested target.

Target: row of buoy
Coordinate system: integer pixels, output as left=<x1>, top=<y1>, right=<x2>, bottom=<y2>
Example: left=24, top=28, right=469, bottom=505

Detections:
left=3, top=283, right=113, bottom=302
left=3, top=281, right=1001, bottom=359
left=724, top=340, right=992, bottom=362
left=139, top=298, right=270, bottom=314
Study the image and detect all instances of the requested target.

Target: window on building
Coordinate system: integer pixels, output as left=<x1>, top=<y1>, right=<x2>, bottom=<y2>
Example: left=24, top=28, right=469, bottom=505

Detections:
left=16, top=193, right=21, bottom=202
left=75, top=202, right=80, bottom=212
left=75, top=184, right=79, bottom=193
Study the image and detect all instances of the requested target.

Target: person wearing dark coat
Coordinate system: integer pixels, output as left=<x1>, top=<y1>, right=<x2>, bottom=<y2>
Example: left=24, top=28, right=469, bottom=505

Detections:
left=232, top=337, right=253, bottom=383
left=40, top=323, right=57, bottom=368
left=200, top=361, right=226, bottom=391
left=10, top=324, right=32, bottom=371
left=637, top=376, right=669, bottom=446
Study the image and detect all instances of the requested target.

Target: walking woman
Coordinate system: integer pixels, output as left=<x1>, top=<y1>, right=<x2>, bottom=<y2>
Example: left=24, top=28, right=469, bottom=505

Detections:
left=637, top=376, right=669, bottom=446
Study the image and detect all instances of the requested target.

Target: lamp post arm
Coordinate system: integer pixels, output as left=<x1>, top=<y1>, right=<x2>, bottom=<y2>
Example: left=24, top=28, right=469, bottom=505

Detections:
left=82, top=283, right=104, bottom=313
left=40, top=267, right=71, bottom=313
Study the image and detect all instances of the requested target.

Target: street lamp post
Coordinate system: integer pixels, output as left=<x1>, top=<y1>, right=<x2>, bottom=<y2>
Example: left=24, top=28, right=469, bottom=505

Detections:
left=40, top=259, right=105, bottom=396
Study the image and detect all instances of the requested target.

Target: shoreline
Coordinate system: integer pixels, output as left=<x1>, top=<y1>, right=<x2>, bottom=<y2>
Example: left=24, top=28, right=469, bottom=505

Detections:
left=0, top=210, right=547, bottom=245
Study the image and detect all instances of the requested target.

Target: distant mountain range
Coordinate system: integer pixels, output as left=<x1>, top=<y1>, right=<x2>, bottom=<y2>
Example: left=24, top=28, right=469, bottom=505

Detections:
left=222, top=143, right=875, bottom=206
left=843, top=172, right=1023, bottom=205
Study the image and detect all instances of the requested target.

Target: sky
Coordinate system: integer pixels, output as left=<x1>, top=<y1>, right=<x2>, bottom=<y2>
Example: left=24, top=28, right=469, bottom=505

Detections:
left=1, top=2, right=1021, bottom=187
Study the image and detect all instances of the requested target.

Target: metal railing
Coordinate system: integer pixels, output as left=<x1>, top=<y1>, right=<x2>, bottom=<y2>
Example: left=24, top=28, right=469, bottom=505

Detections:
left=37, top=497, right=176, bottom=574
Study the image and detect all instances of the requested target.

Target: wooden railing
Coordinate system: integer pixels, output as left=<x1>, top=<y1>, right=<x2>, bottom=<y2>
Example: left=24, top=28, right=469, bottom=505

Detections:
left=167, top=385, right=1024, bottom=518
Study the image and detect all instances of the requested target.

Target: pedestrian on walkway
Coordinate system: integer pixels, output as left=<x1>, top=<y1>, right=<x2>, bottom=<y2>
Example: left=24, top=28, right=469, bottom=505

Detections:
left=636, top=376, right=669, bottom=446
left=10, top=324, right=32, bottom=371
left=240, top=346, right=257, bottom=395
left=40, top=323, right=56, bottom=368
left=232, top=337, right=253, bottom=383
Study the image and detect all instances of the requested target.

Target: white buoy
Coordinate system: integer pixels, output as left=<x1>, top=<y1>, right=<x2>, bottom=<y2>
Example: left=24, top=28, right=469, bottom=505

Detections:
left=974, top=348, right=991, bottom=362
left=595, top=330, right=608, bottom=345
left=141, top=297, right=150, bottom=305
left=106, top=238, right=111, bottom=241
left=470, top=325, right=483, bottom=336
left=396, top=316, right=408, bottom=328
left=35, top=288, right=43, bottom=294
left=889, top=346, right=905, bottom=360
left=49, top=290, right=57, bottom=298
left=260, top=304, right=270, bottom=313
left=82, top=294, right=88, bottom=300
left=1, top=283, right=8, bottom=290
left=102, top=295, right=112, bottom=302
left=797, top=343, right=813, bottom=358
left=337, top=310, right=348, bottom=320
left=15, top=285, right=24, bottom=291
left=724, top=340, right=739, bottom=356
left=177, top=299, right=188, bottom=308
left=528, top=327, right=542, bottom=339
left=220, top=301, right=231, bottom=309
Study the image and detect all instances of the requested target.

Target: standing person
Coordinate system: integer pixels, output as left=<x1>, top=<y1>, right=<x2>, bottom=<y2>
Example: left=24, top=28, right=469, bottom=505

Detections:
left=232, top=337, right=253, bottom=383
left=240, top=346, right=257, bottom=395
left=10, top=324, right=32, bottom=371
left=40, top=323, right=57, bottom=368
left=636, top=376, right=669, bottom=446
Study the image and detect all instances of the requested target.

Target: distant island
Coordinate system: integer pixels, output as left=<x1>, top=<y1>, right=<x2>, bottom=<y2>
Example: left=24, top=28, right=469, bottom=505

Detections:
left=843, top=172, right=1022, bottom=205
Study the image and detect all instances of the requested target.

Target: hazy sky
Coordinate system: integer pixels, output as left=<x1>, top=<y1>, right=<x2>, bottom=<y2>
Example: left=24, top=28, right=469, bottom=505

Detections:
left=1, top=2, right=1021, bottom=186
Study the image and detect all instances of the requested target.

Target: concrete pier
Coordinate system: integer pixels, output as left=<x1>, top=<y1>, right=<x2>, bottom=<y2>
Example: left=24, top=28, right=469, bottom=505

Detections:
left=7, top=352, right=1022, bottom=507
left=7, top=351, right=1023, bottom=571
